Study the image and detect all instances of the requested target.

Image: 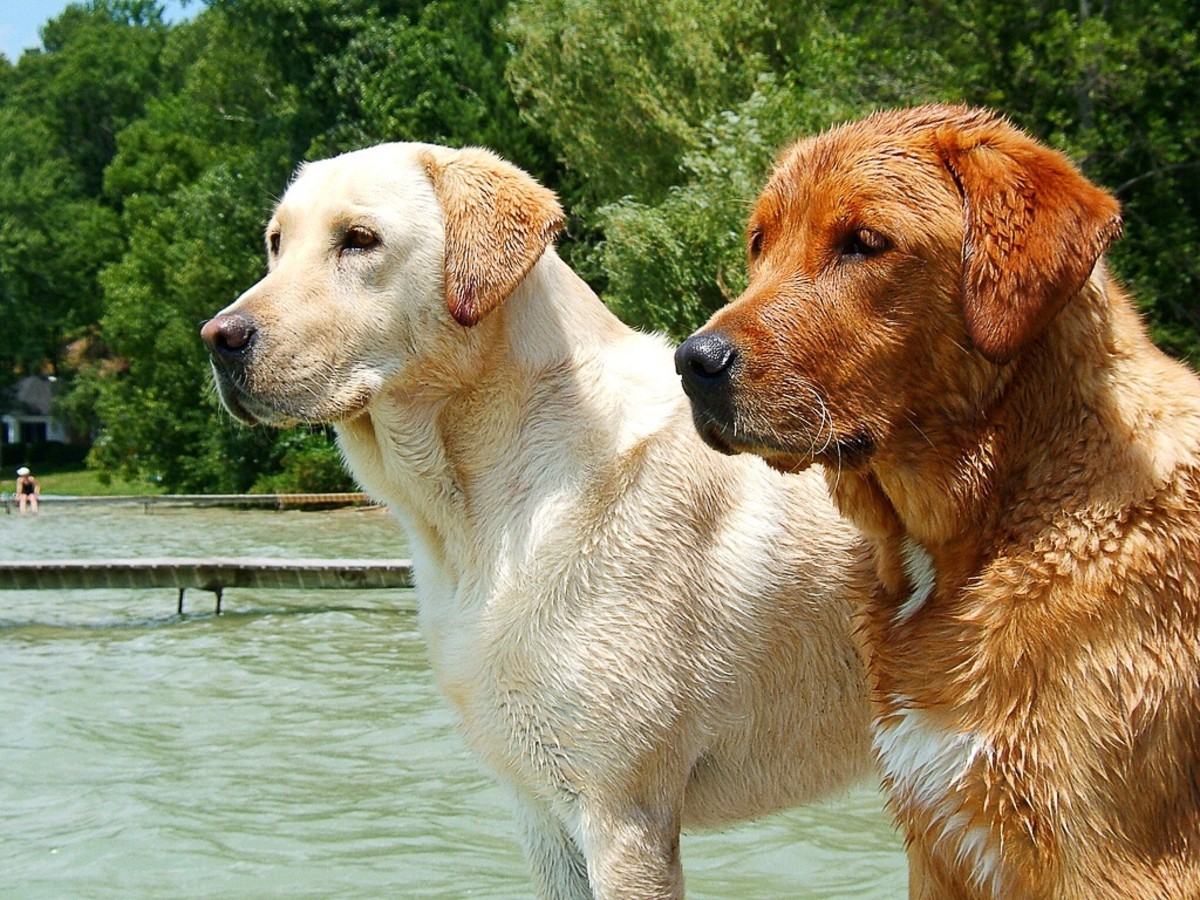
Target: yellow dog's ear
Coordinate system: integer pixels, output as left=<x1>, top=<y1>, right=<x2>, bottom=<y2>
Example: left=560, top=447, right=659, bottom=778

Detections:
left=420, top=147, right=565, bottom=328
left=935, top=111, right=1122, bottom=364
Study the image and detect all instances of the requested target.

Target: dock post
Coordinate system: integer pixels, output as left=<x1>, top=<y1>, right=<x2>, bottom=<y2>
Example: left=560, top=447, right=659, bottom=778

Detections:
left=178, top=588, right=186, bottom=615
left=215, top=588, right=224, bottom=615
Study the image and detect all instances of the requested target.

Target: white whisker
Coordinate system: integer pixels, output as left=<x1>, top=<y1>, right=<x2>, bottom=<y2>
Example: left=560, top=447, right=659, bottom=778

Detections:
left=904, top=411, right=935, bottom=449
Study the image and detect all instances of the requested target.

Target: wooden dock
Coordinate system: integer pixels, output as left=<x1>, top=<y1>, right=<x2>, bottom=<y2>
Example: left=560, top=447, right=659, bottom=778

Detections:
left=6, top=492, right=376, bottom=512
left=0, top=557, right=414, bottom=614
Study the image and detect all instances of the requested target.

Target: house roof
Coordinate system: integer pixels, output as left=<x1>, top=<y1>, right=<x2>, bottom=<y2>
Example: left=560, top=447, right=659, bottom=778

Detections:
left=4, top=376, right=58, bottom=417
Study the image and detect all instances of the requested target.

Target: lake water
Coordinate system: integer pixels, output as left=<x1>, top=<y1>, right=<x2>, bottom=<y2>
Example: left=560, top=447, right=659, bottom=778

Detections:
left=0, top=504, right=906, bottom=898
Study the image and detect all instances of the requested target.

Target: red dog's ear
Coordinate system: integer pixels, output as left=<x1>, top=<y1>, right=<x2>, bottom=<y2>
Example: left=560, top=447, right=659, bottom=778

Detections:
left=935, top=114, right=1122, bottom=363
left=420, top=147, right=565, bottom=328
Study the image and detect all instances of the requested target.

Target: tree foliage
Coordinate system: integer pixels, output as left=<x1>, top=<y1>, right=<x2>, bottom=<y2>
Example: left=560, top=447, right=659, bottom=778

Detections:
left=0, top=0, right=1195, bottom=490
left=0, top=1, right=158, bottom=377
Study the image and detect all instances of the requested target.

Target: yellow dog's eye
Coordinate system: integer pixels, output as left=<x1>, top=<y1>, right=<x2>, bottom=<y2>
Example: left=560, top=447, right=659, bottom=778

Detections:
left=341, top=226, right=381, bottom=254
left=268, top=231, right=281, bottom=256
left=843, top=228, right=891, bottom=259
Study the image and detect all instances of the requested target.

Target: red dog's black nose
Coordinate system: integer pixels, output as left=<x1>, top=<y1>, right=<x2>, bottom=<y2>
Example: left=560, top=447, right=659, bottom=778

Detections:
left=201, top=313, right=258, bottom=358
left=675, top=332, right=737, bottom=384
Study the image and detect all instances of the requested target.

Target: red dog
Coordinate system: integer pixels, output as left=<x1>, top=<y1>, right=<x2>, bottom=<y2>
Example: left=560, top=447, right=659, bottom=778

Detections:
left=677, top=105, right=1200, bottom=898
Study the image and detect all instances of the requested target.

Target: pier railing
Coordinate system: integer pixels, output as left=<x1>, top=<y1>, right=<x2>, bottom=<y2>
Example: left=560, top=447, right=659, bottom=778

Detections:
left=0, top=557, right=414, bottom=615
left=3, top=492, right=375, bottom=512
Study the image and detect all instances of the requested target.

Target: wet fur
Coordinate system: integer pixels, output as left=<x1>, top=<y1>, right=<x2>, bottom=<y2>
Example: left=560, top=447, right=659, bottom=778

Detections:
left=205, top=143, right=872, bottom=899
left=683, top=106, right=1200, bottom=898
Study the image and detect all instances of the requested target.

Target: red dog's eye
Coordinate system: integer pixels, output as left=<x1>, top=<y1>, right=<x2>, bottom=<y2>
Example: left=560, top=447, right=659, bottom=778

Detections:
left=748, top=226, right=765, bottom=260
left=843, top=228, right=891, bottom=259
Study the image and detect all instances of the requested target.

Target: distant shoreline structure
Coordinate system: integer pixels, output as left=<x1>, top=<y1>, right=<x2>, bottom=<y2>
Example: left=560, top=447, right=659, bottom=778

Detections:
left=0, top=492, right=377, bottom=512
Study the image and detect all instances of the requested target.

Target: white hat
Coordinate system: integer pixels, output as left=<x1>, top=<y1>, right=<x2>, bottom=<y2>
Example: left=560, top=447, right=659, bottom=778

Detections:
left=16, top=467, right=30, bottom=476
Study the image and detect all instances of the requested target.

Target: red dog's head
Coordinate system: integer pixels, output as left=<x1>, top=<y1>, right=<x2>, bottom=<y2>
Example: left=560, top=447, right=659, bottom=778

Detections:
left=676, top=105, right=1121, bottom=474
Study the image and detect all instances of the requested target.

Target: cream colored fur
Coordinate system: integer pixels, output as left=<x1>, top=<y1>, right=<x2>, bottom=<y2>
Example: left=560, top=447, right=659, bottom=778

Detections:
left=204, top=143, right=870, bottom=899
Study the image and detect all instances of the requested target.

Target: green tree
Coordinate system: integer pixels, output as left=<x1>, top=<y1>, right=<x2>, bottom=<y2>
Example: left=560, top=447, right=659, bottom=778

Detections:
left=9, top=1, right=167, bottom=195
left=506, top=0, right=773, bottom=208
left=0, top=1, right=165, bottom=381
left=93, top=155, right=284, bottom=491
left=88, top=7, right=302, bottom=490
left=311, top=0, right=553, bottom=182
left=0, top=109, right=121, bottom=374
left=507, top=0, right=956, bottom=336
left=505, top=0, right=1198, bottom=359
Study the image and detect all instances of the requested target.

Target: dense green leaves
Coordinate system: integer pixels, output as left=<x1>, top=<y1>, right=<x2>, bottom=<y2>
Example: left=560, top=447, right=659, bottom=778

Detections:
left=507, top=0, right=776, bottom=206
left=14, top=1, right=167, bottom=194
left=0, top=0, right=1196, bottom=490
left=569, top=4, right=957, bottom=333
left=0, top=107, right=121, bottom=373
left=93, top=156, right=278, bottom=491
left=314, top=1, right=550, bottom=169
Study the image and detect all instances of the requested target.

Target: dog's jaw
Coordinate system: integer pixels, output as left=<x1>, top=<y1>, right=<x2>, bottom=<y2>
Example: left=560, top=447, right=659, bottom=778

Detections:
left=210, top=364, right=273, bottom=427
left=211, top=362, right=381, bottom=430
left=687, top=413, right=821, bottom=475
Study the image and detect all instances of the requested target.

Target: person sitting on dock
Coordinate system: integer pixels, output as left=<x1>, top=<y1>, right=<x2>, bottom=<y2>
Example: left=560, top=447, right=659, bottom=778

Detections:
left=16, top=467, right=39, bottom=515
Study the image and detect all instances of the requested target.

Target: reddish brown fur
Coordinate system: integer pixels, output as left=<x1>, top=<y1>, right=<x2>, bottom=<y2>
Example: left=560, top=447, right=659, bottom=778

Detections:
left=683, top=105, right=1200, bottom=897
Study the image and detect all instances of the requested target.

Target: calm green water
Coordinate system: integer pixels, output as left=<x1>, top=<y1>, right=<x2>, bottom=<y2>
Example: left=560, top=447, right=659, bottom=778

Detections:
left=0, top=505, right=905, bottom=898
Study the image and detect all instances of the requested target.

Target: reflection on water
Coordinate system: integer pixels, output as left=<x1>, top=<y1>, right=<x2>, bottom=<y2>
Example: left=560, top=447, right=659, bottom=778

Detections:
left=0, top=505, right=905, bottom=898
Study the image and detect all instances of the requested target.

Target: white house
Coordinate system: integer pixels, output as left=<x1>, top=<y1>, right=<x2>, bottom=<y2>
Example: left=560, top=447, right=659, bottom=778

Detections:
left=2, top=375, right=68, bottom=444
